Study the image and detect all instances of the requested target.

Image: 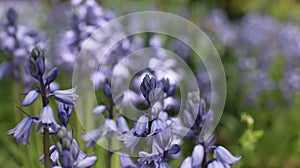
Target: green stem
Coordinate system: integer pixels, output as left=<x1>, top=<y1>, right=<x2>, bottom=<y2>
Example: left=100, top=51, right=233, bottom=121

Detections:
left=43, top=128, right=51, bottom=168
left=39, top=76, right=50, bottom=168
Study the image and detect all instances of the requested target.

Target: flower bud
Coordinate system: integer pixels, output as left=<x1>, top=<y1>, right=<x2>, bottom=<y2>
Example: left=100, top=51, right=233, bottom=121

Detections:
left=22, top=90, right=38, bottom=106
left=28, top=46, right=45, bottom=79
left=46, top=67, right=58, bottom=85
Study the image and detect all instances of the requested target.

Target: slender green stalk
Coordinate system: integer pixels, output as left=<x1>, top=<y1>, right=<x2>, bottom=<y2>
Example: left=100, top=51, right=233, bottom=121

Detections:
left=39, top=76, right=50, bottom=168
left=43, top=128, right=50, bottom=168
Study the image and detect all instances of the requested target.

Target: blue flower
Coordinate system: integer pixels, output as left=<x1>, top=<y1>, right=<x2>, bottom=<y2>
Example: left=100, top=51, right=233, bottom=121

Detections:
left=76, top=156, right=98, bottom=168
left=134, top=115, right=148, bottom=136
left=22, top=90, right=39, bottom=106
left=180, top=144, right=204, bottom=168
left=7, top=117, right=36, bottom=145
left=51, top=87, right=79, bottom=106
left=36, top=105, right=60, bottom=132
left=92, top=105, right=107, bottom=115
left=214, top=146, right=241, bottom=165
left=180, top=156, right=192, bottom=168
left=191, top=144, right=204, bottom=167
left=58, top=103, right=73, bottom=126
left=120, top=153, right=136, bottom=168
left=117, top=116, right=130, bottom=133
left=82, top=129, right=102, bottom=148
left=207, top=159, right=226, bottom=168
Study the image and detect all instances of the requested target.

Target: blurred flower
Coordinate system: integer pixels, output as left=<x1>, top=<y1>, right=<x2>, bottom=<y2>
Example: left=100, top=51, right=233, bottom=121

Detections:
left=0, top=8, right=46, bottom=87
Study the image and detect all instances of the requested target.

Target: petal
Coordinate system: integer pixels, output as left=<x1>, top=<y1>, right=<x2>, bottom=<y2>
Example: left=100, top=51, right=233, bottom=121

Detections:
left=120, top=153, right=136, bottom=168
left=160, top=162, right=171, bottom=168
left=77, top=156, right=97, bottom=168
left=183, top=109, right=194, bottom=128
left=53, top=86, right=77, bottom=95
left=93, top=105, right=106, bottom=115
left=180, top=156, right=192, bottom=168
left=192, top=144, right=204, bottom=167
left=214, top=146, right=241, bottom=165
left=207, top=159, right=224, bottom=168
left=117, top=116, right=129, bottom=133
left=22, top=90, right=39, bottom=106
left=135, top=115, right=148, bottom=136
left=46, top=67, right=58, bottom=85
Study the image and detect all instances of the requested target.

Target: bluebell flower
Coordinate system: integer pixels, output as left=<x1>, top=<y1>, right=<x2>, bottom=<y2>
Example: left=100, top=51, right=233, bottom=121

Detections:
left=45, top=67, right=58, bottom=85
left=120, top=153, right=136, bottom=168
left=180, top=156, right=192, bottom=168
left=134, top=115, right=148, bottom=136
left=7, top=116, right=37, bottom=145
left=180, top=144, right=204, bottom=168
left=140, top=75, right=156, bottom=102
left=51, top=87, right=79, bottom=106
left=207, top=159, right=225, bottom=168
left=39, top=145, right=60, bottom=164
left=58, top=103, right=73, bottom=126
left=92, top=105, right=107, bottom=115
left=22, top=90, right=39, bottom=106
left=191, top=144, right=204, bottom=167
left=82, top=129, right=102, bottom=148
left=76, top=156, right=98, bottom=168
left=214, top=146, right=241, bottom=165
left=117, top=116, right=130, bottom=134
left=36, top=105, right=60, bottom=132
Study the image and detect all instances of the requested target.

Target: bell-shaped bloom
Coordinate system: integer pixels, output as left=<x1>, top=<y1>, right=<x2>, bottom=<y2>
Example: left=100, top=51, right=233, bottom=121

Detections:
left=134, top=115, right=148, bottom=136
left=22, top=90, right=39, bottom=106
left=52, top=87, right=79, bottom=106
left=82, top=129, right=102, bottom=148
left=7, top=117, right=36, bottom=145
left=214, top=146, right=241, bottom=165
left=77, top=156, right=98, bottom=168
left=117, top=116, right=130, bottom=133
left=120, top=153, right=136, bottom=168
left=36, top=105, right=60, bottom=132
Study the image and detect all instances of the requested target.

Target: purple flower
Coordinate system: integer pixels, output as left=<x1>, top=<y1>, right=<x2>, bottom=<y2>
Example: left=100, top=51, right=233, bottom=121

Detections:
left=82, top=129, right=102, bottom=148
left=51, top=87, right=79, bottom=106
left=180, top=156, right=192, bottom=168
left=22, top=90, right=39, bottom=106
left=7, top=117, right=36, bottom=145
left=191, top=144, right=204, bottom=167
left=214, top=146, right=241, bottom=165
left=77, top=156, right=98, bottom=168
left=120, top=153, right=136, bottom=168
left=207, top=159, right=225, bottom=168
left=36, top=105, right=60, bottom=132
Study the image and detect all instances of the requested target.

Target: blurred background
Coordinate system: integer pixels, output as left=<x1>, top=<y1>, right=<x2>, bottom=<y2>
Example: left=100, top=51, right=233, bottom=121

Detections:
left=1, top=0, right=300, bottom=167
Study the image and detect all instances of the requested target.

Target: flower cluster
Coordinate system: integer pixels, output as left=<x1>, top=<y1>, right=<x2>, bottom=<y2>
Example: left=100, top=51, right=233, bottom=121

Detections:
left=7, top=46, right=97, bottom=167
left=0, top=8, right=46, bottom=88
left=40, top=127, right=97, bottom=168
left=206, top=10, right=300, bottom=101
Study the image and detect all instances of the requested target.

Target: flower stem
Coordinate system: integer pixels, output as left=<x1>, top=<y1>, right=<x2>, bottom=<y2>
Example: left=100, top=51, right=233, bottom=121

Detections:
left=39, top=76, right=50, bottom=168
left=43, top=128, right=51, bottom=168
